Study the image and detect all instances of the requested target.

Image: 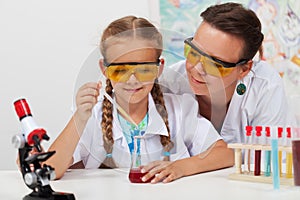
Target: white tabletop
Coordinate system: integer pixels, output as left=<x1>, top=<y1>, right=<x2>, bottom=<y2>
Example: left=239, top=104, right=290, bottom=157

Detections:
left=1, top=168, right=299, bottom=200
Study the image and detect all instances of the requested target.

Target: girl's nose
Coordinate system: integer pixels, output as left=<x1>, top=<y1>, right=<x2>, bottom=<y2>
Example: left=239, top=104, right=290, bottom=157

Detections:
left=126, top=73, right=139, bottom=83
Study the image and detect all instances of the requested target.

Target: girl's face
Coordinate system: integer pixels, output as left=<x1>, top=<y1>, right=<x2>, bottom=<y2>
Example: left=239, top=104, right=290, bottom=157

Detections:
left=186, top=22, right=249, bottom=96
left=100, top=40, right=162, bottom=105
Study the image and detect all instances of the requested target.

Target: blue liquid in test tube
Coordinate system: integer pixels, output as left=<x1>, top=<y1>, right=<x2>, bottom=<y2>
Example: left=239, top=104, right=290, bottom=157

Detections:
left=271, top=137, right=280, bottom=190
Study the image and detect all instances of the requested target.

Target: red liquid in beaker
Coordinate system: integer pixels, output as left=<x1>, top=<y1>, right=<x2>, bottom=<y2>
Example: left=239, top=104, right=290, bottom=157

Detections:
left=129, top=169, right=151, bottom=183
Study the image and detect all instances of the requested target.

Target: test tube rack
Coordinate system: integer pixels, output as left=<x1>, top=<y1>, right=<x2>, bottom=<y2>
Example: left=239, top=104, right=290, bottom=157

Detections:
left=228, top=143, right=294, bottom=186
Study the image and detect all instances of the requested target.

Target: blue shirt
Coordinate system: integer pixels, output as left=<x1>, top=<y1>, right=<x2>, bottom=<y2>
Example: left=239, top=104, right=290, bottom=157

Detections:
left=117, top=113, right=148, bottom=154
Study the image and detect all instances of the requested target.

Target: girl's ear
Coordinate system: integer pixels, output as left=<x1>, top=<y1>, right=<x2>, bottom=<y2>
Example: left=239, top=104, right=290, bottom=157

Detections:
left=158, top=58, right=165, bottom=77
left=239, top=60, right=253, bottom=79
left=99, top=59, right=107, bottom=77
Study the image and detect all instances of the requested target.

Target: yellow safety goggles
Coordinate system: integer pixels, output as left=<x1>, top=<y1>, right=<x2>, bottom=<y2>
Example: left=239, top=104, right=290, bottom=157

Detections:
left=184, top=37, right=248, bottom=77
left=104, top=60, right=160, bottom=82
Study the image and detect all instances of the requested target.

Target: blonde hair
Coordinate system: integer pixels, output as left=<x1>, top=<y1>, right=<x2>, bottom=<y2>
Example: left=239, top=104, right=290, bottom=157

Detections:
left=99, top=16, right=173, bottom=168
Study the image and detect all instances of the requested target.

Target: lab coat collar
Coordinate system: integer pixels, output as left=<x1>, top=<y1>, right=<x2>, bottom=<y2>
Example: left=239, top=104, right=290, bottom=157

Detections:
left=111, top=93, right=169, bottom=142
left=146, top=94, right=169, bottom=137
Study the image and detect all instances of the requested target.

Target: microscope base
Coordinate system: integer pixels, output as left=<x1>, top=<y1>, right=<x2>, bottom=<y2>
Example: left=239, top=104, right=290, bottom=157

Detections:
left=23, top=191, right=75, bottom=200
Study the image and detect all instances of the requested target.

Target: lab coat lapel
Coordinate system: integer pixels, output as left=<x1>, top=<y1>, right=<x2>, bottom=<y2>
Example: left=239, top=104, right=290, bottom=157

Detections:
left=146, top=95, right=169, bottom=137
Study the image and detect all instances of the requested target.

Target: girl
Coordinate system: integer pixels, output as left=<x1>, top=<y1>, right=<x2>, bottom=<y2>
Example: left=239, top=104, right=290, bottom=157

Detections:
left=45, top=16, right=233, bottom=181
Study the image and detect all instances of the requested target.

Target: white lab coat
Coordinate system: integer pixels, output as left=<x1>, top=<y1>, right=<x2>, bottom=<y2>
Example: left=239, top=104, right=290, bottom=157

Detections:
left=159, top=60, right=296, bottom=144
left=73, top=93, right=221, bottom=168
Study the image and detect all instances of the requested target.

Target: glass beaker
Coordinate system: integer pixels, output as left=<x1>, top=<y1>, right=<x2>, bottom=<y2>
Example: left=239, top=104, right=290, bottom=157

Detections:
left=128, top=135, right=151, bottom=183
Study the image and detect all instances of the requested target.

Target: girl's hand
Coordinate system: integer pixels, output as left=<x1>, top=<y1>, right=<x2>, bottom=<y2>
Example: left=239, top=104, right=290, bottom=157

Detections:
left=75, top=82, right=101, bottom=122
left=141, top=160, right=186, bottom=183
left=16, top=146, right=44, bottom=171
left=141, top=160, right=184, bottom=183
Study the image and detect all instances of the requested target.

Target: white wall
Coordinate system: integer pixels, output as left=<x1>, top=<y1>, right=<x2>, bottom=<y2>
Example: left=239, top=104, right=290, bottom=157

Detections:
left=0, top=0, right=159, bottom=170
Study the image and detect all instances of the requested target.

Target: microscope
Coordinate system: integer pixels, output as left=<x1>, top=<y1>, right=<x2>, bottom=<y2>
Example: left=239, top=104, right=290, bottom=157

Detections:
left=12, top=98, right=75, bottom=200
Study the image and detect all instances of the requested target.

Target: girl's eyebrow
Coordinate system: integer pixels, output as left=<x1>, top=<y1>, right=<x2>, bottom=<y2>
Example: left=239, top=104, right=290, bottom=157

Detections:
left=104, top=60, right=160, bottom=67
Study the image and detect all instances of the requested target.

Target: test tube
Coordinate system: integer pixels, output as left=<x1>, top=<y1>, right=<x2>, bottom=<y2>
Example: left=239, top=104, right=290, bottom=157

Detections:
left=264, top=126, right=271, bottom=177
left=254, top=126, right=262, bottom=176
left=285, top=127, right=293, bottom=178
left=277, top=127, right=283, bottom=177
left=103, top=91, right=138, bottom=127
left=244, top=126, right=252, bottom=173
left=271, top=127, right=280, bottom=189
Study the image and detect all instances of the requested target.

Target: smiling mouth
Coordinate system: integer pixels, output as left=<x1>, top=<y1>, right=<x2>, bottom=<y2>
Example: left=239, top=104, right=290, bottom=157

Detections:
left=191, top=75, right=206, bottom=84
left=124, top=87, right=143, bottom=92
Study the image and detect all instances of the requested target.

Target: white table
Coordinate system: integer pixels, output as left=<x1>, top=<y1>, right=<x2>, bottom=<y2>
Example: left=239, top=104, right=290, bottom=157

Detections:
left=1, top=168, right=299, bottom=200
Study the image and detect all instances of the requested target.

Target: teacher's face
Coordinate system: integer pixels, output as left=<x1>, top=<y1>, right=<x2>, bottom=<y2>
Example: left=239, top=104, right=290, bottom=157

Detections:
left=185, top=22, right=244, bottom=96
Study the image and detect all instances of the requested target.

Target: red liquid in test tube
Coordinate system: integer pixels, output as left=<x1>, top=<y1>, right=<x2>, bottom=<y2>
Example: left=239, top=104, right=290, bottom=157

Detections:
left=254, top=126, right=262, bottom=176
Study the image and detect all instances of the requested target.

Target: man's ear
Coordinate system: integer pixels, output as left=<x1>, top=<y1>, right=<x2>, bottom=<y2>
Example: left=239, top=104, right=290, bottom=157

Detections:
left=158, top=58, right=165, bottom=77
left=239, top=60, right=253, bottom=79
left=99, top=59, right=107, bottom=77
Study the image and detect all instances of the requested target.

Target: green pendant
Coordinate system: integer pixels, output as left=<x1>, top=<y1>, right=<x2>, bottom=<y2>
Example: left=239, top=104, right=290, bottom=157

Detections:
left=236, top=83, right=246, bottom=95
